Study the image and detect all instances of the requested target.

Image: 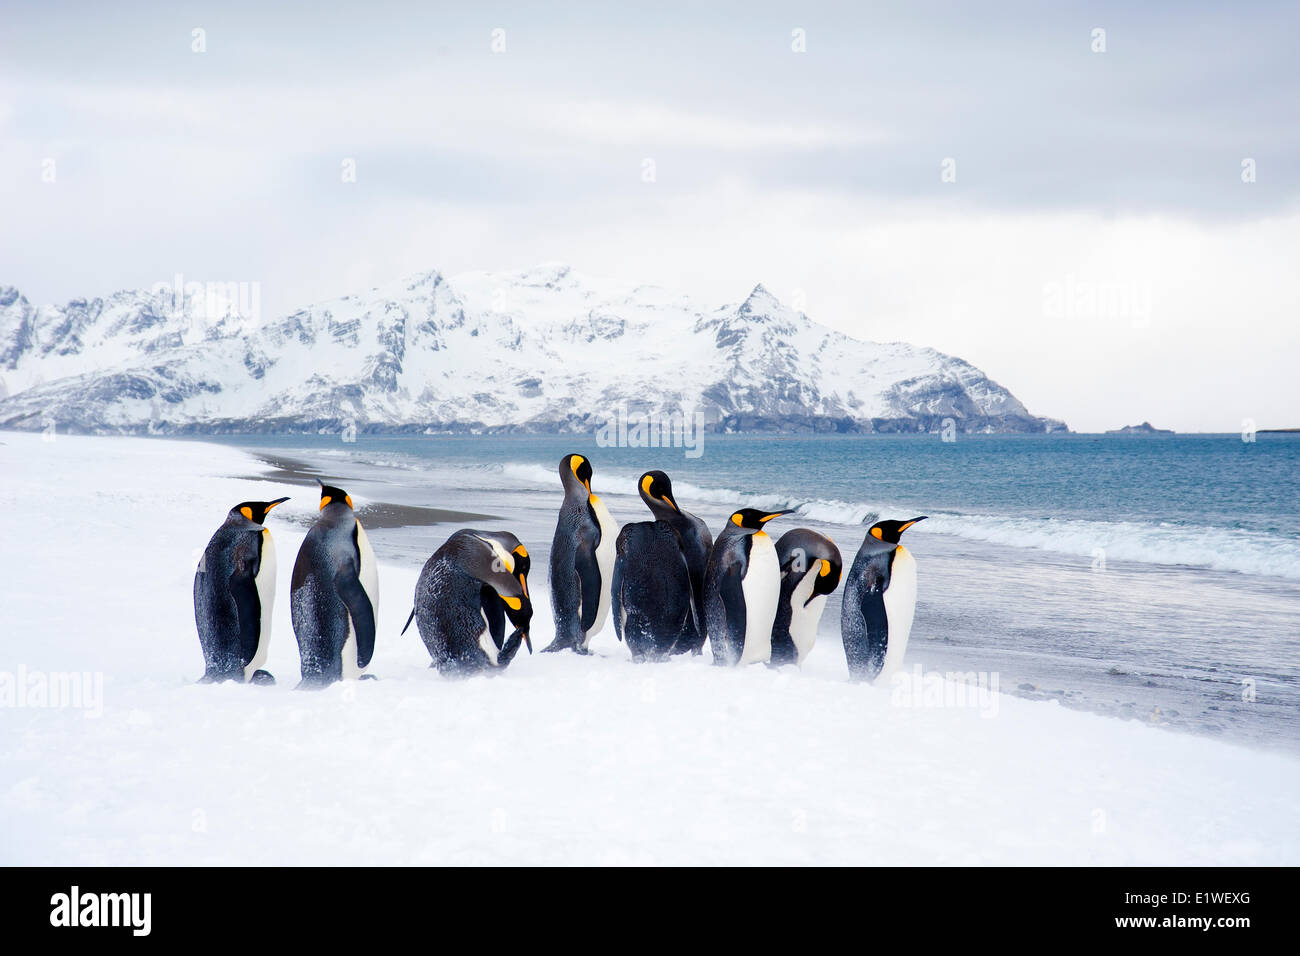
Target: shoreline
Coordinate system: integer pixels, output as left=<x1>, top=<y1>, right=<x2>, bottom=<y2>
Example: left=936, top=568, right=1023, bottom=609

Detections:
left=235, top=449, right=500, bottom=528
left=234, top=435, right=1300, bottom=758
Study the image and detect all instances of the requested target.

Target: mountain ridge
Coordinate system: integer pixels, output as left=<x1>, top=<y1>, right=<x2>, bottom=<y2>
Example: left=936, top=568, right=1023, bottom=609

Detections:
left=0, top=265, right=1066, bottom=435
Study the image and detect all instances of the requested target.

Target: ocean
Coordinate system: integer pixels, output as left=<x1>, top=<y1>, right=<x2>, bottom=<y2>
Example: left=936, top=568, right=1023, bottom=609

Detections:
left=215, top=432, right=1300, bottom=754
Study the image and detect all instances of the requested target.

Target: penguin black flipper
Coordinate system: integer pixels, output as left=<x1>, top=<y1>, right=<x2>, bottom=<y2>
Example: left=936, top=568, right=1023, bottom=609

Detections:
left=610, top=536, right=626, bottom=644
left=497, top=629, right=525, bottom=667
left=575, top=526, right=603, bottom=634
left=335, top=570, right=377, bottom=669
left=229, top=557, right=262, bottom=671
left=855, top=551, right=893, bottom=680
left=716, top=563, right=747, bottom=666
left=480, top=585, right=507, bottom=650
left=770, top=561, right=798, bottom=666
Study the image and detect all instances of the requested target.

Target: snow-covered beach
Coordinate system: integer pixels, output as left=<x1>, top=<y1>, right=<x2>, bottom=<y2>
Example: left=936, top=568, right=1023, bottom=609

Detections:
left=1, top=431, right=1297, bottom=866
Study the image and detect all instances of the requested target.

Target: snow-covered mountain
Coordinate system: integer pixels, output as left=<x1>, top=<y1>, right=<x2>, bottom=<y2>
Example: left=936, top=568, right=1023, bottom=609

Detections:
left=0, top=265, right=1065, bottom=434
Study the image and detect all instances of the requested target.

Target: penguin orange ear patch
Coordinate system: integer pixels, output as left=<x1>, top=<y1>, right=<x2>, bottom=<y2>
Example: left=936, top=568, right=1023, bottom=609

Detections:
left=320, top=496, right=332, bottom=509
left=240, top=506, right=253, bottom=520
left=870, top=526, right=884, bottom=539
left=345, top=495, right=354, bottom=508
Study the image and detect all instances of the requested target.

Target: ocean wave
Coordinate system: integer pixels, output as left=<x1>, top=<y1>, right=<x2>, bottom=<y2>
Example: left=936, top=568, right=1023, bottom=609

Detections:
left=314, top=450, right=1300, bottom=581
left=919, top=513, right=1300, bottom=580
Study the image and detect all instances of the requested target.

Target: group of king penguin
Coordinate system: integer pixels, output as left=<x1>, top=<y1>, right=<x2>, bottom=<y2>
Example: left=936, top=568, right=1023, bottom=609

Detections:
left=193, top=455, right=925, bottom=688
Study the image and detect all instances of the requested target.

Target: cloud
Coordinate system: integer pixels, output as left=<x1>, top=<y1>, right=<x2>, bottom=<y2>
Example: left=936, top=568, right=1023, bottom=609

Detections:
left=1, top=0, right=1297, bottom=431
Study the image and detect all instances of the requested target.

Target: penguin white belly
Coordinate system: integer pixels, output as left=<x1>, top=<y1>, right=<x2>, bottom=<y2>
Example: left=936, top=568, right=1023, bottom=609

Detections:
left=477, top=607, right=500, bottom=666
left=342, top=521, right=380, bottom=679
left=244, top=529, right=276, bottom=681
left=738, top=533, right=779, bottom=665
left=787, top=567, right=825, bottom=665
left=341, top=630, right=359, bottom=679
left=878, top=545, right=918, bottom=681
left=584, top=495, right=618, bottom=648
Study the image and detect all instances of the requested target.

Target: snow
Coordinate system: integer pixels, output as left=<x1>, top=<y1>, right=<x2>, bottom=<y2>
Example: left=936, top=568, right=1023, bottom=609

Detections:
left=0, top=265, right=1047, bottom=432
left=1, top=431, right=1296, bottom=865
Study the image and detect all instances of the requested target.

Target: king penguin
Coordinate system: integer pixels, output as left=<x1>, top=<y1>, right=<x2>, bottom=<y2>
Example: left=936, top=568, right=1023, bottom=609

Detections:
left=629, top=470, right=713, bottom=653
left=544, top=454, right=618, bottom=654
left=290, top=481, right=380, bottom=687
left=194, top=496, right=290, bottom=684
left=611, top=485, right=693, bottom=661
left=840, top=517, right=927, bottom=682
left=703, top=508, right=793, bottom=666
left=770, top=529, right=842, bottom=666
left=403, top=530, right=533, bottom=675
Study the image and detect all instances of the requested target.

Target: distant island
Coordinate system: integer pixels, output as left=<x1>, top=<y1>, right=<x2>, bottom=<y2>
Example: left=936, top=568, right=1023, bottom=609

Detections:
left=1107, top=421, right=1174, bottom=435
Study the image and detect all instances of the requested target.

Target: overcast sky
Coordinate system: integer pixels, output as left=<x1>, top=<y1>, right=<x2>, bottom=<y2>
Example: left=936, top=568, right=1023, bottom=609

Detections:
left=2, top=0, right=1297, bottom=431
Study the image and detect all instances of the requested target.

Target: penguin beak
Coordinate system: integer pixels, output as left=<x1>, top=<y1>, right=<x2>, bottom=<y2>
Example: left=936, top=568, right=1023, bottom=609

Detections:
left=662, top=495, right=680, bottom=512
left=759, top=509, right=796, bottom=524
left=898, top=516, right=928, bottom=532
left=266, top=497, right=290, bottom=511
left=521, top=631, right=533, bottom=654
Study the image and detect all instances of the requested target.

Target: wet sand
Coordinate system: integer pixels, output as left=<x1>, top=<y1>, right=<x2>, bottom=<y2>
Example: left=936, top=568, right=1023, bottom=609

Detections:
left=234, top=450, right=499, bottom=528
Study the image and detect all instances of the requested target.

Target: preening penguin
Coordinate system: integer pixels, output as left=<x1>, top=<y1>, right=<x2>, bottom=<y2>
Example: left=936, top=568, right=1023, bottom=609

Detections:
left=771, top=529, right=842, bottom=666
left=193, top=496, right=290, bottom=684
left=403, top=530, right=533, bottom=675
left=544, top=454, right=618, bottom=654
left=612, top=520, right=693, bottom=662
left=630, top=470, right=713, bottom=653
left=703, top=508, right=793, bottom=666
left=840, top=517, right=927, bottom=682
left=290, top=481, right=380, bottom=687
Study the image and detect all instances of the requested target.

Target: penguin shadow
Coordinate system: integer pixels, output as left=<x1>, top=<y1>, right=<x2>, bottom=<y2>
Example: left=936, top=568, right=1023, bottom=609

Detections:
left=196, top=669, right=277, bottom=687
left=294, top=674, right=379, bottom=691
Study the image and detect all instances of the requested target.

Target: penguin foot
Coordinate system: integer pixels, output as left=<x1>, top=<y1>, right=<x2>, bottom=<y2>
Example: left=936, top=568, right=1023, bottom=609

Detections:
left=249, top=670, right=276, bottom=686
left=359, top=674, right=378, bottom=681
left=198, top=670, right=239, bottom=684
left=539, top=638, right=571, bottom=654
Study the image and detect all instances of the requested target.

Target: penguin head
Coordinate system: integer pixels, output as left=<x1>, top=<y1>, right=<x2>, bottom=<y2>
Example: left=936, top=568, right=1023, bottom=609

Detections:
left=867, top=516, right=928, bottom=544
left=316, top=480, right=354, bottom=510
left=463, top=532, right=535, bottom=654
left=560, top=454, right=594, bottom=495
left=230, top=497, right=290, bottom=525
left=811, top=555, right=843, bottom=599
left=728, top=508, right=795, bottom=533
left=776, top=528, right=843, bottom=599
left=639, top=470, right=679, bottom=518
